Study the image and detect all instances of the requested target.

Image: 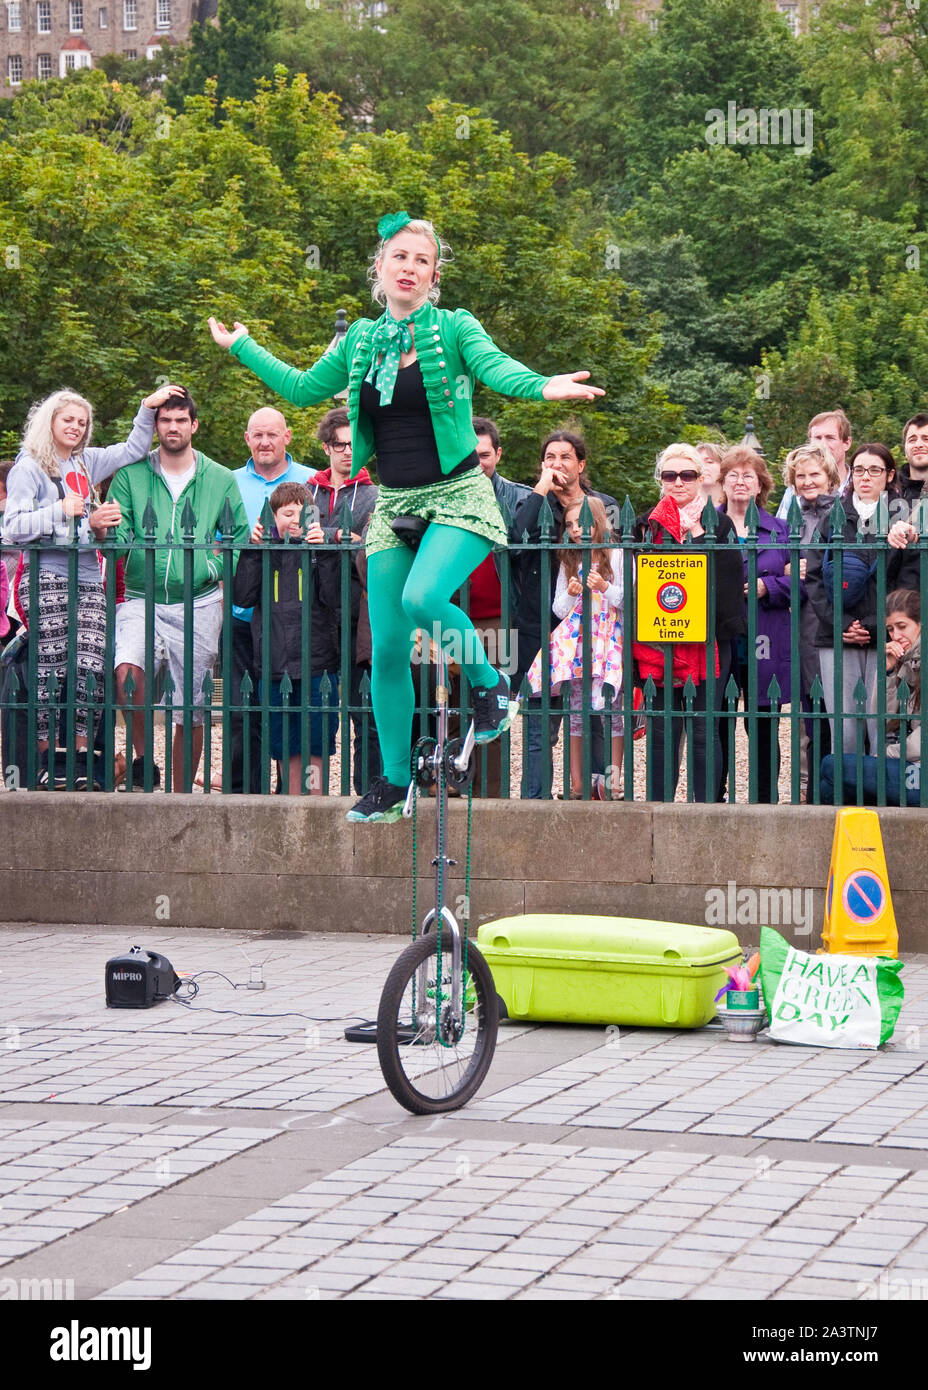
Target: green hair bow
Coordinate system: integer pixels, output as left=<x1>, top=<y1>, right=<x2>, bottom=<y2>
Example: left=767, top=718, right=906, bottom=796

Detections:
left=377, top=211, right=441, bottom=256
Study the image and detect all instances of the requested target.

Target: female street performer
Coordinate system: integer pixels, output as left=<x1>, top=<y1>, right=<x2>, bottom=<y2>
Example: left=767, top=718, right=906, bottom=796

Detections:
left=209, top=212, right=603, bottom=821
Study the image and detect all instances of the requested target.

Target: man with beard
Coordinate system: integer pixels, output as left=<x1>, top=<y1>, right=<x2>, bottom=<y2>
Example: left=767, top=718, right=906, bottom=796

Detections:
left=109, top=389, right=250, bottom=790
left=898, top=412, right=928, bottom=505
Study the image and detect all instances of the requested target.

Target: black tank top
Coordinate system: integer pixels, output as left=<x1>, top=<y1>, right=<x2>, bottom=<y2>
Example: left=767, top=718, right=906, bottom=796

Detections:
left=359, top=360, right=477, bottom=489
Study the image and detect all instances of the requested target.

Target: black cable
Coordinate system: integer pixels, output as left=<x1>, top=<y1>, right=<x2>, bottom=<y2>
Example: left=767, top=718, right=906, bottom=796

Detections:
left=171, top=971, right=372, bottom=1025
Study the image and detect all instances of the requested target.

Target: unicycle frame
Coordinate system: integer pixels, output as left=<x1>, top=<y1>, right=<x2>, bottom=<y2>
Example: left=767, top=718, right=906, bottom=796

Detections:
left=403, top=645, right=475, bottom=1038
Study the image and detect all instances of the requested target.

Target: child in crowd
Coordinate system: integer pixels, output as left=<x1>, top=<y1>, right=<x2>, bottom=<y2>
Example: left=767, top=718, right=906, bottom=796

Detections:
left=820, top=590, right=923, bottom=805
left=232, top=482, right=340, bottom=794
left=527, top=495, right=626, bottom=798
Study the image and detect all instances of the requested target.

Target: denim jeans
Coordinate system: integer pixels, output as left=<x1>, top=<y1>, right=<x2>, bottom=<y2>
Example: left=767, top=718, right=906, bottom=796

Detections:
left=521, top=696, right=606, bottom=798
left=819, top=753, right=921, bottom=806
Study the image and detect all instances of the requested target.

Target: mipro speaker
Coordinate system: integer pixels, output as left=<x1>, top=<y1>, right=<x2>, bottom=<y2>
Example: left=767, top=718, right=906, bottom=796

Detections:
left=105, top=946, right=180, bottom=1008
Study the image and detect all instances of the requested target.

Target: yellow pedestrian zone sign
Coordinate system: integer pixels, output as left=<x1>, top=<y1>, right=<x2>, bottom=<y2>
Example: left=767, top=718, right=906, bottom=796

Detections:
left=636, top=553, right=708, bottom=643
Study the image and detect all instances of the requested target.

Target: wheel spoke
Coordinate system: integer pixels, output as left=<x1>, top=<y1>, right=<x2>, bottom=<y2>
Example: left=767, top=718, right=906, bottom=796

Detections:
left=377, top=936, right=498, bottom=1114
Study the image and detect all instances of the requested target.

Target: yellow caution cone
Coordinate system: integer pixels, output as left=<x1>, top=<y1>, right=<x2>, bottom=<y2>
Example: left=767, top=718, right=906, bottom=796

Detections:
left=822, top=808, right=898, bottom=958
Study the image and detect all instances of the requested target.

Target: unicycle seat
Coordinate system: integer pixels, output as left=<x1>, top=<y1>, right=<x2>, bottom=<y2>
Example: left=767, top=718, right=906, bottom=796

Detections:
left=391, top=514, right=430, bottom=550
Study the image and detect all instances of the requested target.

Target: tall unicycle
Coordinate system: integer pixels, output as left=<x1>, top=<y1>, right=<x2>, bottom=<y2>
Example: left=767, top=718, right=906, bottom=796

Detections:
left=375, top=600, right=499, bottom=1114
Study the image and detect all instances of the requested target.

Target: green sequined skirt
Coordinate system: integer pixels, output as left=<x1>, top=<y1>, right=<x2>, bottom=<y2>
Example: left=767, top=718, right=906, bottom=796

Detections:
left=365, top=467, right=509, bottom=556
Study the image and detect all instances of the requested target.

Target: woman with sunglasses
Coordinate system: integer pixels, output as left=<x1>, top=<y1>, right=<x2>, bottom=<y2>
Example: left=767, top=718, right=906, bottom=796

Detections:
left=806, top=442, right=918, bottom=757
left=634, top=444, right=745, bottom=801
left=209, top=212, right=603, bottom=821
left=716, top=446, right=794, bottom=803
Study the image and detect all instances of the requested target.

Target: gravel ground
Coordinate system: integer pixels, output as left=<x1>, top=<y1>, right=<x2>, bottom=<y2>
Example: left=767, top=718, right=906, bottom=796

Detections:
left=1, top=705, right=796, bottom=802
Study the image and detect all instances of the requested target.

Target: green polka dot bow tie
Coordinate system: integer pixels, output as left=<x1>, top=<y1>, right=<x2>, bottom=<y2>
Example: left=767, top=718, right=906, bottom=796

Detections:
left=365, top=309, right=415, bottom=406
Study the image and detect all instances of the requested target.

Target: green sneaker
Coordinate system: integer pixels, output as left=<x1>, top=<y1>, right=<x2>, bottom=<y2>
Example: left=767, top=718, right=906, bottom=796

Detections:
left=472, top=671, right=519, bottom=744
left=346, top=775, right=407, bottom=823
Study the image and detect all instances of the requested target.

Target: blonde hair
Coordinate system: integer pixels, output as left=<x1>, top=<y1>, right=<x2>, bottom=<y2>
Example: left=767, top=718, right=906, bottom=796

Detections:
left=368, top=219, right=452, bottom=307
left=654, top=442, right=703, bottom=484
left=695, top=441, right=724, bottom=466
left=782, top=442, right=840, bottom=490
left=20, top=389, right=94, bottom=479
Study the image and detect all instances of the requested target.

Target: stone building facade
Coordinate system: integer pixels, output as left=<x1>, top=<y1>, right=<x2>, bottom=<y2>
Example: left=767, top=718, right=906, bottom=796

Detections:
left=2, top=0, right=217, bottom=95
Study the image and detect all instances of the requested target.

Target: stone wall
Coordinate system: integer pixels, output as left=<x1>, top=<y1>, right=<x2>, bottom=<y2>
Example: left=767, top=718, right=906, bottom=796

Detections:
left=0, top=794, right=922, bottom=952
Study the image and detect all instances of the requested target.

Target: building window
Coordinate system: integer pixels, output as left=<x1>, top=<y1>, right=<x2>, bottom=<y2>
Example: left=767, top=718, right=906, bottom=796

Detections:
left=123, top=0, right=136, bottom=30
left=37, top=51, right=52, bottom=78
left=70, top=0, right=84, bottom=32
left=59, top=48, right=91, bottom=75
left=123, top=46, right=136, bottom=57
left=37, top=1, right=51, bottom=33
left=7, top=2, right=22, bottom=31
left=8, top=53, right=23, bottom=84
left=99, top=5, right=108, bottom=26
left=156, top=0, right=170, bottom=28
left=777, top=2, right=800, bottom=35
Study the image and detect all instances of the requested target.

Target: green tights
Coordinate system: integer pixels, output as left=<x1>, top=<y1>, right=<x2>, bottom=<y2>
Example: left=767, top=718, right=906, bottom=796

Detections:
left=367, top=525, right=498, bottom=786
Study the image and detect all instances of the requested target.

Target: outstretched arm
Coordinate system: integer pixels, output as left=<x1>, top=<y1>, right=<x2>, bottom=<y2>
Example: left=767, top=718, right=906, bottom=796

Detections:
left=454, top=310, right=604, bottom=402
left=208, top=316, right=351, bottom=407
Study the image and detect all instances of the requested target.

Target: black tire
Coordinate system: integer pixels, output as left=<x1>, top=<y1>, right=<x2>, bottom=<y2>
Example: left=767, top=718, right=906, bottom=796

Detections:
left=377, top=933, right=498, bottom=1115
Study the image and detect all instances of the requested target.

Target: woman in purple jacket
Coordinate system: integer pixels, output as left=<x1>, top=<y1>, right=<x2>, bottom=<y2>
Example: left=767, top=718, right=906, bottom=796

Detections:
left=717, top=446, right=798, bottom=803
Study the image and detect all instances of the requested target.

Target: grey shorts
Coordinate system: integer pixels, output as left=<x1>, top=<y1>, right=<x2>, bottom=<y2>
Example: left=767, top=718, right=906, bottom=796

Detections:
left=115, top=592, right=223, bottom=726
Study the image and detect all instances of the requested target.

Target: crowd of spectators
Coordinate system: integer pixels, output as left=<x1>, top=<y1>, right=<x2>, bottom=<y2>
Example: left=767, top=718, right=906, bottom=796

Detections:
left=1, top=389, right=926, bottom=805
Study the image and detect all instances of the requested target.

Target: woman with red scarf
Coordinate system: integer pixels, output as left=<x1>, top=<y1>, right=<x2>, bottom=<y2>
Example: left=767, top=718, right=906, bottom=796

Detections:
left=634, top=444, right=745, bottom=801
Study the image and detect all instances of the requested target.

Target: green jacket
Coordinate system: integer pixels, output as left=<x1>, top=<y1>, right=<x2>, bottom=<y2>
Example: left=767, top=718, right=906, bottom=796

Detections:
left=230, top=301, right=551, bottom=480
left=109, top=449, right=250, bottom=605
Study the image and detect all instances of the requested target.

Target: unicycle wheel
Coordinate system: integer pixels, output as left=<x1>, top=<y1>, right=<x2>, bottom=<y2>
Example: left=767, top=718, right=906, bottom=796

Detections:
left=376, top=933, right=498, bottom=1114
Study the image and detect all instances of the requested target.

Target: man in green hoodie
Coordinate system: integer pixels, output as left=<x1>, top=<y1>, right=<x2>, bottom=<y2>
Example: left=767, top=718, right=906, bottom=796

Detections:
left=109, top=389, right=250, bottom=791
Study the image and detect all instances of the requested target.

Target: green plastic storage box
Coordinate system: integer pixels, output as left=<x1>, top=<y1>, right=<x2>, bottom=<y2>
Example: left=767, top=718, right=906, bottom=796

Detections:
left=477, top=915, right=741, bottom=1028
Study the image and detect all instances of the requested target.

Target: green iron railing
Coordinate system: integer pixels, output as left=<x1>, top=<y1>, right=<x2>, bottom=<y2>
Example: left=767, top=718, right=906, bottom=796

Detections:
left=1, top=492, right=925, bottom=805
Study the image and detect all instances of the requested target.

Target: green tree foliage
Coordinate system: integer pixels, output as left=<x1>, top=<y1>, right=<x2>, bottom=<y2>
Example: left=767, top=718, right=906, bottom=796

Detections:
left=166, top=0, right=282, bottom=112
left=0, top=70, right=675, bottom=505
left=272, top=0, right=640, bottom=170
left=803, top=0, right=928, bottom=226
left=749, top=259, right=928, bottom=467
left=609, top=0, right=804, bottom=196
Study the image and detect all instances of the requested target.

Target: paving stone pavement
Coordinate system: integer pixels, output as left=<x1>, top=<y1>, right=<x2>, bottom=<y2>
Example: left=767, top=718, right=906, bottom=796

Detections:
left=453, top=995, right=928, bottom=1147
left=97, top=1137, right=928, bottom=1302
left=1, top=924, right=927, bottom=1303
left=0, top=926, right=531, bottom=1112
left=0, top=1118, right=277, bottom=1265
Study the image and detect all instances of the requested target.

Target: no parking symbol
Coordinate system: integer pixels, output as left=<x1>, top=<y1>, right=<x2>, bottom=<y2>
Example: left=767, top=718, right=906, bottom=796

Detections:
left=841, top=869, right=887, bottom=926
